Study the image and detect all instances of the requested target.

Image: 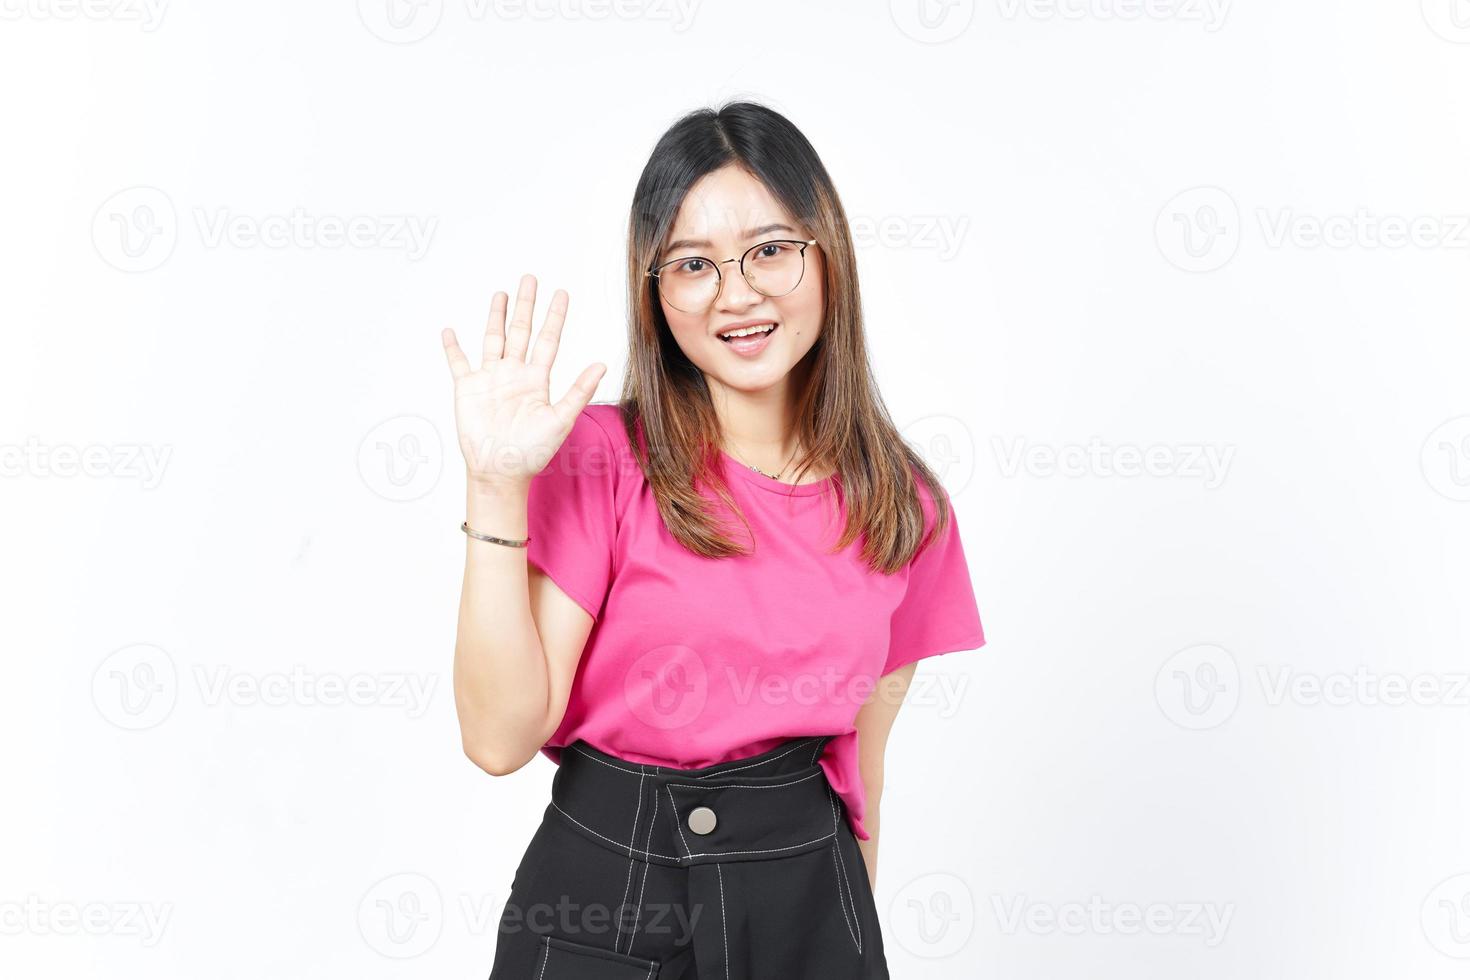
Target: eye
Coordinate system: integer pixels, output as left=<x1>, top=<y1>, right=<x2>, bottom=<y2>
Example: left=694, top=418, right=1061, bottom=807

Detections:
left=664, top=257, right=710, bottom=276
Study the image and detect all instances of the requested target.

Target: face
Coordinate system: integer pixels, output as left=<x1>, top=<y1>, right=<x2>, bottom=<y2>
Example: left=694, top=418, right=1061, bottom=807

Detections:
left=652, top=165, right=824, bottom=396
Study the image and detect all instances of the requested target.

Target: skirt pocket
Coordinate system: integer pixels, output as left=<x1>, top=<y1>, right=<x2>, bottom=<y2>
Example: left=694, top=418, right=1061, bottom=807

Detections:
left=534, top=934, right=661, bottom=979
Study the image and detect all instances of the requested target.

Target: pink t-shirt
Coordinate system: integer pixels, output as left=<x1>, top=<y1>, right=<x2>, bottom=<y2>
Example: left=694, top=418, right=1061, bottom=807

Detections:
left=526, top=402, right=985, bottom=841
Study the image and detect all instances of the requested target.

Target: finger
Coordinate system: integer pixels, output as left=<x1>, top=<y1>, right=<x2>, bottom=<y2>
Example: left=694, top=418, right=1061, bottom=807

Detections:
left=528, top=288, right=569, bottom=373
left=441, top=328, right=472, bottom=380
left=481, top=291, right=508, bottom=368
left=503, top=273, right=537, bottom=362
left=552, top=362, right=608, bottom=430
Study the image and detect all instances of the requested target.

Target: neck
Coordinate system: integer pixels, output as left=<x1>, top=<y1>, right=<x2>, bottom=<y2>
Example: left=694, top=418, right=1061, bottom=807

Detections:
left=707, top=375, right=803, bottom=471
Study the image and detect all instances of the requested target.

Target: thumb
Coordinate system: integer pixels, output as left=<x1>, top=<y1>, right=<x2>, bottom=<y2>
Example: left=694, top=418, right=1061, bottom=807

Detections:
left=552, top=362, right=607, bottom=428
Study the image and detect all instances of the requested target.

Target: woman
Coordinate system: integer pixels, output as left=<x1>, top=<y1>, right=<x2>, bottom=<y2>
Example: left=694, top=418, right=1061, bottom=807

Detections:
left=442, top=101, right=985, bottom=979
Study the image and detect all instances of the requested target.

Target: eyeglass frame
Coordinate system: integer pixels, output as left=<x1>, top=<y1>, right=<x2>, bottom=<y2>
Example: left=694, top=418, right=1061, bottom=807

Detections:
left=644, top=238, right=819, bottom=313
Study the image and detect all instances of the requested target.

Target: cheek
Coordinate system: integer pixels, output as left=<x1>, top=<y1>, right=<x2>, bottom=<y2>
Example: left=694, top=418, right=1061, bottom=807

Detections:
left=783, top=277, right=824, bottom=339
left=662, top=306, right=709, bottom=352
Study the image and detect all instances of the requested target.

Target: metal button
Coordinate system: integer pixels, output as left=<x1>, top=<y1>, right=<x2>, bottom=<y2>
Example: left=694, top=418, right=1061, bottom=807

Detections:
left=687, top=805, right=717, bottom=835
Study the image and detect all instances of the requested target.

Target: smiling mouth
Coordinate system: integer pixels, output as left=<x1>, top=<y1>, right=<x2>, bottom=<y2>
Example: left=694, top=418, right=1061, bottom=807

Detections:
left=718, top=323, right=778, bottom=343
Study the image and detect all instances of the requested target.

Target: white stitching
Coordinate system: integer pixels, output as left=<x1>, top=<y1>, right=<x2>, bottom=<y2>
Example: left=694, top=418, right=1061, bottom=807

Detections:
left=570, top=737, right=823, bottom=780
left=831, top=842, right=862, bottom=953
left=615, top=766, right=645, bottom=954
left=536, top=934, right=550, bottom=979
left=826, top=785, right=863, bottom=954
left=551, top=798, right=836, bottom=862
left=628, top=786, right=659, bottom=957
left=667, top=771, right=823, bottom=793
left=666, top=785, right=694, bottom=859
left=716, top=862, right=730, bottom=980
left=568, top=744, right=650, bottom=776
left=687, top=737, right=821, bottom=779
left=550, top=800, right=683, bottom=861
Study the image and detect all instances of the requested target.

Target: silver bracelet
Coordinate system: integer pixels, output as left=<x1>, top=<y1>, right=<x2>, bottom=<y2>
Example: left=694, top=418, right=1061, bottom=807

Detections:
left=461, top=521, right=530, bottom=548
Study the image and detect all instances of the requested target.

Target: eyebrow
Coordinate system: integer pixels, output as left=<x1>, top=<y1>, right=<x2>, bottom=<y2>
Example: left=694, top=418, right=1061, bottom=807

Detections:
left=663, top=223, right=798, bottom=253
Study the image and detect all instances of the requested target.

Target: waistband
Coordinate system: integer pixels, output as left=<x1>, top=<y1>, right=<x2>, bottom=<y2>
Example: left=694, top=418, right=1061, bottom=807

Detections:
left=547, top=735, right=844, bottom=868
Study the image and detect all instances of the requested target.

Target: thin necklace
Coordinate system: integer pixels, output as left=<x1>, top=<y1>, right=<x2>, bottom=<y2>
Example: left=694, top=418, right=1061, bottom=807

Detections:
left=725, top=436, right=802, bottom=481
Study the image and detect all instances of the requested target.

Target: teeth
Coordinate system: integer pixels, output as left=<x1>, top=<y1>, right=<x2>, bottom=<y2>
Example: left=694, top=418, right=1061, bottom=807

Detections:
left=721, top=323, right=776, bottom=339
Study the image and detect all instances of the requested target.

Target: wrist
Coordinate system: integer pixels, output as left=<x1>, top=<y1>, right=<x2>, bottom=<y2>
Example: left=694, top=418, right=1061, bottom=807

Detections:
left=466, top=473, right=531, bottom=499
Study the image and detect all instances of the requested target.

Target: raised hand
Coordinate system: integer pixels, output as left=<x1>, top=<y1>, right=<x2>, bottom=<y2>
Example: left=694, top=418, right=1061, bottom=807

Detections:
left=441, top=274, right=607, bottom=490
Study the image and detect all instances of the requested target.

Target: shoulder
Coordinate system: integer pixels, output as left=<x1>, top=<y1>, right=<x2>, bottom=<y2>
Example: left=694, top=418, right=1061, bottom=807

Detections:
left=556, top=402, right=640, bottom=489
left=897, top=462, right=962, bottom=566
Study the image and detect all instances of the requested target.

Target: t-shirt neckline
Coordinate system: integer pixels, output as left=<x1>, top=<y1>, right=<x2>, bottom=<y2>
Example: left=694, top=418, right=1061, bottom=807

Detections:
left=718, top=449, right=837, bottom=496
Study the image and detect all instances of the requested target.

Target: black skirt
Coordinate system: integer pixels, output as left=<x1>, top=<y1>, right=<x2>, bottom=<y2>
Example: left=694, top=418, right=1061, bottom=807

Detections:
left=487, top=734, right=889, bottom=979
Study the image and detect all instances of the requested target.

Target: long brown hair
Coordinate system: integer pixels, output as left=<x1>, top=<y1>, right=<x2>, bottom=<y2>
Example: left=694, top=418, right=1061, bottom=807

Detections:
left=611, top=99, right=953, bottom=575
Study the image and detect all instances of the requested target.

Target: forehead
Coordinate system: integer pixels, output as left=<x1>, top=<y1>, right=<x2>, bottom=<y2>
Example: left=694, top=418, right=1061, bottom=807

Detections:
left=666, top=166, right=797, bottom=244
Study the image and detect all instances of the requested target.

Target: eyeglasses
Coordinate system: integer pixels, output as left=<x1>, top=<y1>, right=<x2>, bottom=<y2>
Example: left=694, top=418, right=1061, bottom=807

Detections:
left=646, top=238, right=818, bottom=314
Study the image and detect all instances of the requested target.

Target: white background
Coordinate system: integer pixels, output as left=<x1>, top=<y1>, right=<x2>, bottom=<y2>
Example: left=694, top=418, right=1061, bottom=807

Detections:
left=3, top=0, right=1470, bottom=977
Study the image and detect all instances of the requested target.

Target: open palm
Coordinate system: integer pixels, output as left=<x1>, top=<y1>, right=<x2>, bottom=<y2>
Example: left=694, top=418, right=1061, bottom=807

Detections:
left=441, top=274, right=607, bottom=488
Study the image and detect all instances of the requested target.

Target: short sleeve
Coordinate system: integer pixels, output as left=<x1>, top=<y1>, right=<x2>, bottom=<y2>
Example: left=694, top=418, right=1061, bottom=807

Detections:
left=524, top=408, right=620, bottom=621
left=883, top=487, right=986, bottom=676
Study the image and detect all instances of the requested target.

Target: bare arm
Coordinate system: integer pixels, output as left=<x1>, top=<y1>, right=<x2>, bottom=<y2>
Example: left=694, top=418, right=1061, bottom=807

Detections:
left=442, top=275, right=606, bottom=775
left=853, top=660, right=917, bottom=893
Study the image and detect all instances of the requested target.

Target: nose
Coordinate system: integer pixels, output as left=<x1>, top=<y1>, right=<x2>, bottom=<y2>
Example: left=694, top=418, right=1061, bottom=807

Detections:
left=713, top=260, right=763, bottom=312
